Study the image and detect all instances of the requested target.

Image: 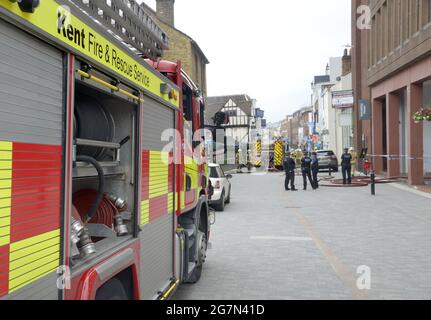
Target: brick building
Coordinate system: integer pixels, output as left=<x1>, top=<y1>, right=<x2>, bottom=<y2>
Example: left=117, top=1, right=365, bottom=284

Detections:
left=352, top=0, right=431, bottom=185
left=141, top=0, right=209, bottom=96
left=280, top=116, right=290, bottom=139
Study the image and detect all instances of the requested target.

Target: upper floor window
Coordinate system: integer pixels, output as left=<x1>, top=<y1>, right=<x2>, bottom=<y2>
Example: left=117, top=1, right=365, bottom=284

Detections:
left=225, top=109, right=237, bottom=117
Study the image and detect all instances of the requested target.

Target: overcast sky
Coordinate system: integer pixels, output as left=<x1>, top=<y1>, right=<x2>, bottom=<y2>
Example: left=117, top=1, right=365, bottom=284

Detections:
left=139, top=0, right=351, bottom=123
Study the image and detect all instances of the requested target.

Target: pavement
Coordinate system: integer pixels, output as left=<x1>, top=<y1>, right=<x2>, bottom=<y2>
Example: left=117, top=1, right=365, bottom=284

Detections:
left=173, top=171, right=431, bottom=300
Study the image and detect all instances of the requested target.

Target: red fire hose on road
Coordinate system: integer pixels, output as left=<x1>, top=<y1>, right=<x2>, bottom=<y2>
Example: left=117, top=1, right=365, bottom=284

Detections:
left=319, top=175, right=404, bottom=188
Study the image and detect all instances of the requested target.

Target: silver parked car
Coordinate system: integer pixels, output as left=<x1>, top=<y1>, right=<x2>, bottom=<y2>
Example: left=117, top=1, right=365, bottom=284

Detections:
left=316, top=150, right=339, bottom=172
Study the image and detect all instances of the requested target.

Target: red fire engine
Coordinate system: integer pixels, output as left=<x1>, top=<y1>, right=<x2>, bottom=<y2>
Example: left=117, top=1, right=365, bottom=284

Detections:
left=0, top=0, right=211, bottom=299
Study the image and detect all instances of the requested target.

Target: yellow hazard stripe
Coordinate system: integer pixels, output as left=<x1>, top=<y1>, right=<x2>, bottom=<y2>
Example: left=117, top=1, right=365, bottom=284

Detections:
left=0, top=151, right=12, bottom=160
left=150, top=175, right=169, bottom=182
left=168, top=192, right=174, bottom=214
left=0, top=141, right=12, bottom=151
left=0, top=161, right=12, bottom=170
left=9, top=244, right=59, bottom=270
left=0, top=197, right=11, bottom=208
left=0, top=216, right=10, bottom=227
left=8, top=229, right=60, bottom=293
left=181, top=191, right=185, bottom=209
left=9, top=250, right=59, bottom=280
left=0, top=147, right=11, bottom=246
left=10, top=229, right=60, bottom=252
left=160, top=279, right=180, bottom=300
left=0, top=227, right=10, bottom=246
left=9, top=260, right=59, bottom=293
left=0, top=169, right=12, bottom=180
left=149, top=151, right=168, bottom=199
left=149, top=188, right=168, bottom=199
left=141, top=200, right=150, bottom=226
left=0, top=207, right=11, bottom=218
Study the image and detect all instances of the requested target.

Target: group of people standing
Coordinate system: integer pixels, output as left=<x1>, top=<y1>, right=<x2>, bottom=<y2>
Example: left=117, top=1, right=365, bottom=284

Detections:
left=283, top=147, right=354, bottom=191
left=283, top=151, right=320, bottom=191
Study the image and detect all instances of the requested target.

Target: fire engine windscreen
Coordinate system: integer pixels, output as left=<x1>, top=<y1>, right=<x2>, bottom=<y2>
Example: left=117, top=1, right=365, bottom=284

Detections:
left=74, top=94, right=115, bottom=161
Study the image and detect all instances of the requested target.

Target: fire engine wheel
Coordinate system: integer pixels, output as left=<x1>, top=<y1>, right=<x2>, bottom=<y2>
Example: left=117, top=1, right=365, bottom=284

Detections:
left=187, top=230, right=207, bottom=284
left=95, top=278, right=128, bottom=300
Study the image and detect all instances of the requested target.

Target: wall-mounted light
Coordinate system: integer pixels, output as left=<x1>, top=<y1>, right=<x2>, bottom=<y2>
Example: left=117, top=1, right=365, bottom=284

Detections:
left=160, top=83, right=172, bottom=95
left=9, top=0, right=40, bottom=13
left=169, top=89, right=178, bottom=101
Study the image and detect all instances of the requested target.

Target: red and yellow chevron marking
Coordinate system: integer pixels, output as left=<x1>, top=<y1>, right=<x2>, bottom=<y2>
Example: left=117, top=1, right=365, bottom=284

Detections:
left=253, top=141, right=262, bottom=167
left=141, top=150, right=175, bottom=226
left=0, top=141, right=62, bottom=297
left=274, top=141, right=283, bottom=167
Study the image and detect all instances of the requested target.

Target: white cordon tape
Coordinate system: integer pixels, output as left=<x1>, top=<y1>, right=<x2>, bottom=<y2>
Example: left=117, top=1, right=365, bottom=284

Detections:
left=368, top=155, right=431, bottom=160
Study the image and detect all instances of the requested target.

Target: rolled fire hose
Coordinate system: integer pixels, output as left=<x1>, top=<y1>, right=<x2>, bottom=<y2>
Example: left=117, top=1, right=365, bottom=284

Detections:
left=75, top=155, right=105, bottom=222
left=74, top=94, right=115, bottom=161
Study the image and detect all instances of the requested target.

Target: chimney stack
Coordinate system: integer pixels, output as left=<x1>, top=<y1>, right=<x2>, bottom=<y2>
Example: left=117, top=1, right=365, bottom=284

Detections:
left=342, top=48, right=352, bottom=76
left=156, top=0, right=175, bottom=26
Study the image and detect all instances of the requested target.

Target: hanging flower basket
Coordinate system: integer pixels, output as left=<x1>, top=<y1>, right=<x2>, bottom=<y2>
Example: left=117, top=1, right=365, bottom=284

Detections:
left=413, top=107, right=431, bottom=122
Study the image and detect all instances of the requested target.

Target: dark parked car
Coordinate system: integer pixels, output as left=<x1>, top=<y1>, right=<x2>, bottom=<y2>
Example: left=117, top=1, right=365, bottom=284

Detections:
left=316, top=150, right=338, bottom=172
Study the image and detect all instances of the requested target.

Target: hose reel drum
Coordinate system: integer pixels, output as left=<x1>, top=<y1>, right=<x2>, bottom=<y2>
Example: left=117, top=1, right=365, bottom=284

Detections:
left=74, top=94, right=116, bottom=161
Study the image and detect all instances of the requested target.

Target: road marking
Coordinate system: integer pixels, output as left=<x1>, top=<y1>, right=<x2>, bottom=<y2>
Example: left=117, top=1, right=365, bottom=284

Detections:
left=291, top=207, right=369, bottom=300
left=250, top=236, right=312, bottom=241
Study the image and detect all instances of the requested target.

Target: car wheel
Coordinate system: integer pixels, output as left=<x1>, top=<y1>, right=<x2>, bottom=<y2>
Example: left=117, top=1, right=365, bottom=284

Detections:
left=225, top=187, right=231, bottom=204
left=216, top=191, right=225, bottom=211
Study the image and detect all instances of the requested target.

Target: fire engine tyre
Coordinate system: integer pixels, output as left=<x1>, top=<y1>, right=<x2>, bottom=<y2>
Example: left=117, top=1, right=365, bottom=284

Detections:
left=95, top=278, right=128, bottom=300
left=187, top=231, right=207, bottom=284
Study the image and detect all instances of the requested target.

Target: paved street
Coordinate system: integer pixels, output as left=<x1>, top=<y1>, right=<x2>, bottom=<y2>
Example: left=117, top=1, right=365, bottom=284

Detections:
left=174, top=171, right=431, bottom=300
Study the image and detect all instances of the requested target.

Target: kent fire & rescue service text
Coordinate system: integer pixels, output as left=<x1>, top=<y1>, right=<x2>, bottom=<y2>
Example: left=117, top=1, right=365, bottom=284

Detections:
left=57, top=11, right=151, bottom=87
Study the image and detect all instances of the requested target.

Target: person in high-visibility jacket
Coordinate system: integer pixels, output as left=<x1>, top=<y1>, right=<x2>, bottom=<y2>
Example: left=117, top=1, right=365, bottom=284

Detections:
left=349, top=147, right=358, bottom=177
left=292, top=149, right=303, bottom=167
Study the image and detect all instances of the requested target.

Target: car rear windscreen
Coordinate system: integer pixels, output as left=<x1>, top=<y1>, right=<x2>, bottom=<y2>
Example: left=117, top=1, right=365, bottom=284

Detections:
left=318, top=151, right=335, bottom=156
left=210, top=167, right=219, bottom=178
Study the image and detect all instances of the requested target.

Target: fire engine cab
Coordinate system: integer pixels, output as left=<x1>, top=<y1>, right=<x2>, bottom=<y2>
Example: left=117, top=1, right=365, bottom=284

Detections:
left=0, top=0, right=210, bottom=300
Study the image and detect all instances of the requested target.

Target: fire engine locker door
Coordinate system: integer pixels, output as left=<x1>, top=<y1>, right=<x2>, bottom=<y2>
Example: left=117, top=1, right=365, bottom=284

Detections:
left=0, top=19, right=64, bottom=299
left=140, top=96, right=175, bottom=300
